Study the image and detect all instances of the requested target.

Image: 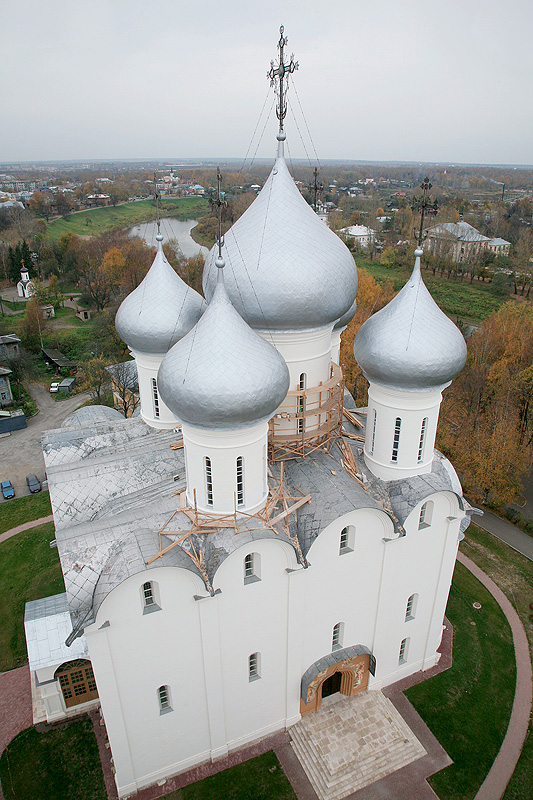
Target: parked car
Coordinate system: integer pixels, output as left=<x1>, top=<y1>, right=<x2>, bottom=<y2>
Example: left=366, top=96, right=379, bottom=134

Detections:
left=1, top=480, right=15, bottom=500
left=50, top=382, right=60, bottom=394
left=26, top=473, right=42, bottom=493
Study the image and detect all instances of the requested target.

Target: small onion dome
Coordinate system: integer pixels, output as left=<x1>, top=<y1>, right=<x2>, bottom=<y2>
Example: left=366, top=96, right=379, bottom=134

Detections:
left=157, top=258, right=290, bottom=428
left=353, top=249, right=467, bottom=391
left=202, top=141, right=357, bottom=331
left=115, top=235, right=206, bottom=355
left=334, top=295, right=357, bottom=330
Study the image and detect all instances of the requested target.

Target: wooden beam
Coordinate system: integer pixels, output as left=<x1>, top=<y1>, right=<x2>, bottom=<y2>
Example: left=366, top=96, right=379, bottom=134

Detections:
left=269, top=494, right=312, bottom=526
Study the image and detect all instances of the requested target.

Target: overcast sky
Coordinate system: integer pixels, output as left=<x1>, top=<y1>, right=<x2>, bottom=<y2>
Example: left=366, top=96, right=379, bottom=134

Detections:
left=1, top=0, right=532, bottom=165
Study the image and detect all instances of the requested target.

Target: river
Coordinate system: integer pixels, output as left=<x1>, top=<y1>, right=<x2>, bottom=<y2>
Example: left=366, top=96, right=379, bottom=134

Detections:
left=128, top=218, right=209, bottom=259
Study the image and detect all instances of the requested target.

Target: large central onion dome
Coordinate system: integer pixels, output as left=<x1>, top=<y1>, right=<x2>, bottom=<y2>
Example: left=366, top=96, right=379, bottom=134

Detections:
left=115, top=235, right=206, bottom=354
left=158, top=259, right=290, bottom=428
left=202, top=141, right=357, bottom=332
left=353, top=249, right=467, bottom=391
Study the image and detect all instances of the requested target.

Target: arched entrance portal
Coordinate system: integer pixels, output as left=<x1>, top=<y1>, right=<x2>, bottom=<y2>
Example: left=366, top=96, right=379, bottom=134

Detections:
left=300, top=645, right=374, bottom=716
left=55, top=659, right=98, bottom=708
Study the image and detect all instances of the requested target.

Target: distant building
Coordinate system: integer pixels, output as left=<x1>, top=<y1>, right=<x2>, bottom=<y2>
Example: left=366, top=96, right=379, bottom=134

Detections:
left=0, top=366, right=13, bottom=406
left=424, top=222, right=510, bottom=263
left=0, top=333, right=21, bottom=361
left=17, top=267, right=35, bottom=299
left=339, top=225, right=376, bottom=249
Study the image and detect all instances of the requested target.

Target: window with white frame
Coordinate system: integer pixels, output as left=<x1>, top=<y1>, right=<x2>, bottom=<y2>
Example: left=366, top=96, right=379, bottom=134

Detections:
left=151, top=377, right=160, bottom=419
left=157, top=684, right=172, bottom=713
left=398, top=637, right=409, bottom=664
left=369, top=408, right=377, bottom=455
left=205, top=456, right=213, bottom=506
left=248, top=652, right=261, bottom=681
left=418, top=500, right=433, bottom=529
left=141, top=580, right=160, bottom=614
left=332, top=622, right=344, bottom=651
left=236, top=456, right=244, bottom=507
left=417, top=417, right=428, bottom=463
left=391, top=417, right=401, bottom=462
left=405, top=593, right=418, bottom=621
left=298, top=373, right=306, bottom=434
left=339, top=525, right=355, bottom=554
left=244, top=552, right=261, bottom=584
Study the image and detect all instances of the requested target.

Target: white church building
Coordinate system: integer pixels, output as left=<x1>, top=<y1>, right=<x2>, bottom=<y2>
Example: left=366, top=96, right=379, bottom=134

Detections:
left=25, top=35, right=473, bottom=800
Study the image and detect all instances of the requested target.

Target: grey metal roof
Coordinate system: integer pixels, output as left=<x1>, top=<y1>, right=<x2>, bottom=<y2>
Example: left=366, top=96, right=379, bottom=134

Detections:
left=202, top=141, right=358, bottom=332
left=157, top=269, right=290, bottom=429
left=115, top=236, right=206, bottom=355
left=353, top=249, right=467, bottom=391
left=61, top=405, right=124, bottom=429
left=25, top=593, right=88, bottom=670
left=431, top=222, right=489, bottom=243
left=0, top=334, right=21, bottom=345
left=105, top=360, right=139, bottom=391
left=334, top=294, right=357, bottom=330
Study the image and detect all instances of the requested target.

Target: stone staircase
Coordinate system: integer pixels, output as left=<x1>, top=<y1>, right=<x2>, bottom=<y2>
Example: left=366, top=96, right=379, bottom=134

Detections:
left=289, top=692, right=426, bottom=800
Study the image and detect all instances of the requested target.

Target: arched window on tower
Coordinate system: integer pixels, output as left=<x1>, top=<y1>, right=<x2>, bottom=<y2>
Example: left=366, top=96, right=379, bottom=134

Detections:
left=236, top=456, right=244, bottom=507
left=332, top=622, right=344, bottom=651
left=418, top=500, right=433, bottom=529
left=391, top=417, right=401, bottom=462
left=369, top=409, right=377, bottom=455
left=298, top=373, right=306, bottom=434
left=418, top=417, right=428, bottom=463
left=205, top=456, right=213, bottom=506
left=151, top=378, right=160, bottom=419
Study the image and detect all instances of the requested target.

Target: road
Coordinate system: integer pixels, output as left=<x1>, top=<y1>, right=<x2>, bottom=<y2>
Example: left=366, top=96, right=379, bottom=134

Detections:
left=0, top=382, right=89, bottom=498
left=470, top=508, right=533, bottom=561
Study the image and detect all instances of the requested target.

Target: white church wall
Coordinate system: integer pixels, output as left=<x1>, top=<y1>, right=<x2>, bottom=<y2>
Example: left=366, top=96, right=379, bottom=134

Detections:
left=133, top=350, right=178, bottom=430
left=182, top=422, right=269, bottom=514
left=259, top=326, right=333, bottom=390
left=86, top=567, right=212, bottom=798
left=331, top=328, right=345, bottom=365
left=365, top=384, right=442, bottom=480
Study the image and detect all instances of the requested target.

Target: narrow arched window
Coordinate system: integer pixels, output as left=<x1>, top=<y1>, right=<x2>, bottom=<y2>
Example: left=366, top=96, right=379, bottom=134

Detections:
left=141, top=580, right=160, bottom=613
left=339, top=525, right=355, bottom=554
left=249, top=652, right=261, bottom=681
left=143, top=581, right=154, bottom=607
left=391, top=417, right=401, bottom=462
left=298, top=373, right=306, bottom=434
left=151, top=377, right=160, bottom=419
left=418, top=501, right=433, bottom=529
left=244, top=552, right=260, bottom=584
left=157, top=685, right=172, bottom=713
left=236, top=456, right=244, bottom=507
left=205, top=456, right=213, bottom=506
left=332, top=622, right=344, bottom=651
left=405, top=593, right=418, bottom=621
left=418, top=418, right=428, bottom=463
left=369, top=409, right=377, bottom=455
left=398, top=637, right=409, bottom=665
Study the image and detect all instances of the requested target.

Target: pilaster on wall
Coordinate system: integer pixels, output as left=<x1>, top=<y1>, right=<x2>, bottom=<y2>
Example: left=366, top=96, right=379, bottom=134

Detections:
left=196, top=592, right=229, bottom=759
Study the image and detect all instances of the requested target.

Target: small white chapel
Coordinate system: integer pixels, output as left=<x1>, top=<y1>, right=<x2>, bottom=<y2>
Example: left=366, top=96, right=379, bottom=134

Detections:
left=25, top=28, right=473, bottom=800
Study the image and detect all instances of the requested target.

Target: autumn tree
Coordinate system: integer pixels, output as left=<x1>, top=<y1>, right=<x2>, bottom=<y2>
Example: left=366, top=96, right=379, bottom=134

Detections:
left=29, top=190, right=52, bottom=220
left=21, top=297, right=47, bottom=352
left=80, top=355, right=111, bottom=402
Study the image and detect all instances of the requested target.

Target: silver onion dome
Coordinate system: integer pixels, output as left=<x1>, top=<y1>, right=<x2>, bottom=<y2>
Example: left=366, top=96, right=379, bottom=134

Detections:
left=202, top=141, right=358, bottom=331
left=115, top=235, right=206, bottom=355
left=353, top=249, right=467, bottom=391
left=157, top=260, right=290, bottom=428
left=334, top=294, right=358, bottom=330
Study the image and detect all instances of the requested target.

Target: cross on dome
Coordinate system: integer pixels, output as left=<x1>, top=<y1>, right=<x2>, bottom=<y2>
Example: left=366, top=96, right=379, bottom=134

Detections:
left=267, top=25, right=298, bottom=134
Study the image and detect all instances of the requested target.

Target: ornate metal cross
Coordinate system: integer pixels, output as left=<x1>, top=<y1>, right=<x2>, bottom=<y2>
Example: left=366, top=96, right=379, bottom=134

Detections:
left=308, top=166, right=324, bottom=212
left=213, top=167, right=227, bottom=257
left=153, top=170, right=161, bottom=235
left=411, top=177, right=439, bottom=247
left=267, top=25, right=299, bottom=131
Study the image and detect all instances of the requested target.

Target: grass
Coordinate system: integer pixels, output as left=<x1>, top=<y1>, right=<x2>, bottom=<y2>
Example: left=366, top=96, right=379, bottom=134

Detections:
left=0, top=522, right=64, bottom=671
left=46, top=197, right=210, bottom=241
left=406, top=557, right=516, bottom=800
left=0, top=298, right=27, bottom=312
left=0, top=490, right=52, bottom=535
left=0, top=718, right=107, bottom=800
left=8, top=382, right=39, bottom=417
left=357, top=256, right=508, bottom=324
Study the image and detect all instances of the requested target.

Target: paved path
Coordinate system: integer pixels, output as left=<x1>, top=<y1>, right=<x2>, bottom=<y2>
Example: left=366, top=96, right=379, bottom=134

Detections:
left=0, top=515, right=54, bottom=544
left=457, top=552, right=532, bottom=800
left=0, top=666, right=33, bottom=754
left=471, top=509, right=533, bottom=560
left=0, top=382, right=88, bottom=497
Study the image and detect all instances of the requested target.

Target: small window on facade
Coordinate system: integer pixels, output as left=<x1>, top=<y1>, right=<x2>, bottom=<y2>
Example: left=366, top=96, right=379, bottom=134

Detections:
left=369, top=409, right=377, bottom=455
left=205, top=456, right=213, bottom=506
left=244, top=552, right=260, bottom=584
left=152, top=377, right=160, bottom=419
left=418, top=501, right=433, bottom=529
left=249, top=652, right=261, bottom=681
left=298, top=373, right=306, bottom=435
left=332, top=622, right=344, bottom=651
left=405, top=593, right=418, bottom=621
left=339, top=525, right=355, bottom=554
left=141, top=580, right=160, bottom=613
left=158, top=685, right=172, bottom=713
left=391, top=417, right=401, bottom=462
left=236, top=456, right=244, bottom=507
left=398, top=637, right=409, bottom=665
left=418, top=418, right=428, bottom=463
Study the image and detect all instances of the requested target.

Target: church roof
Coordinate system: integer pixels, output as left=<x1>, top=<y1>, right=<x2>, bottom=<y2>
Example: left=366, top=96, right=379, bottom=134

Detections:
left=157, top=264, right=290, bottom=429
left=202, top=140, right=358, bottom=332
left=115, top=235, right=206, bottom=355
left=353, top=249, right=467, bottom=391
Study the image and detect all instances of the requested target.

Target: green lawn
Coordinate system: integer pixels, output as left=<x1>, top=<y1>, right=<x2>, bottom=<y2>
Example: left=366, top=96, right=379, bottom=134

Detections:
left=406, top=558, right=516, bottom=800
left=0, top=490, right=52, bottom=535
left=0, top=719, right=106, bottom=800
left=0, top=521, right=64, bottom=671
left=46, top=197, right=210, bottom=241
left=357, top=257, right=508, bottom=324
left=0, top=298, right=27, bottom=312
